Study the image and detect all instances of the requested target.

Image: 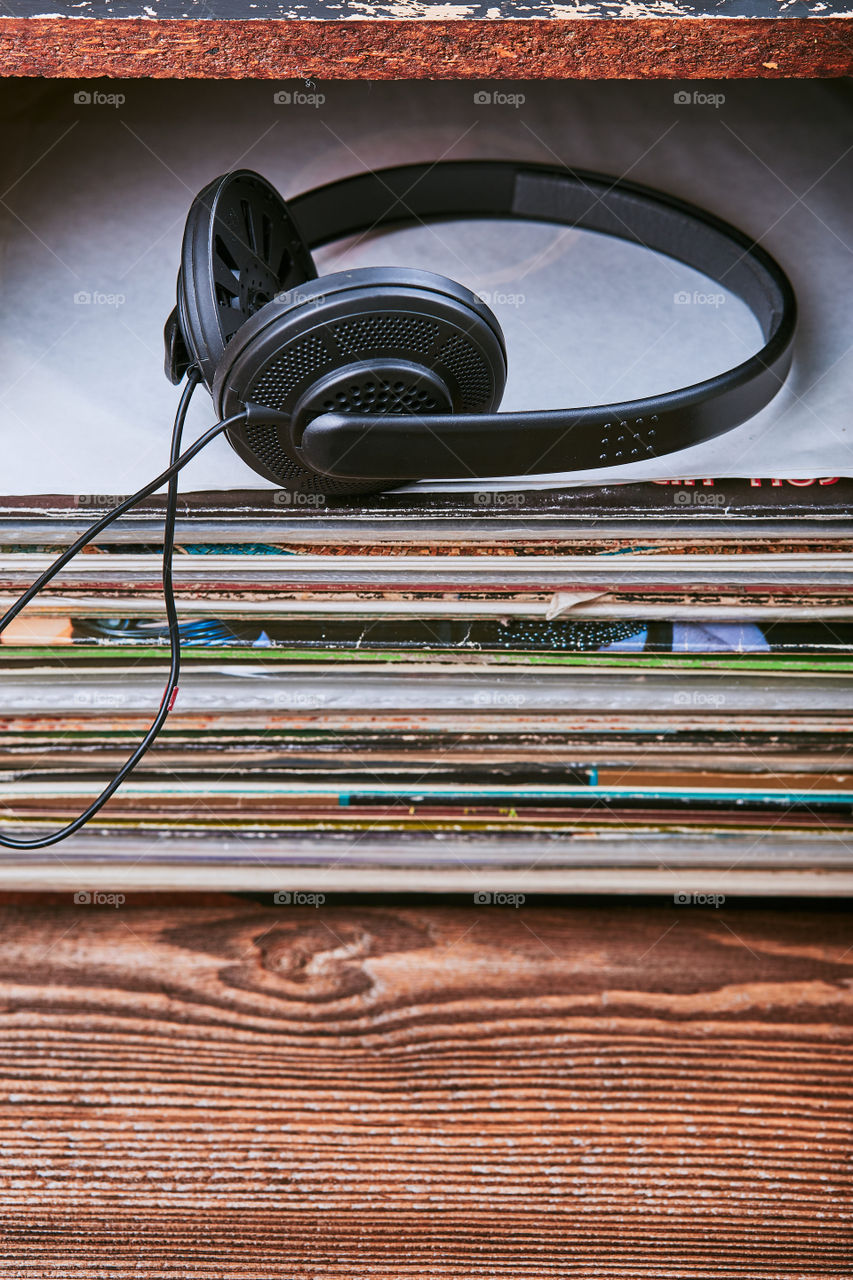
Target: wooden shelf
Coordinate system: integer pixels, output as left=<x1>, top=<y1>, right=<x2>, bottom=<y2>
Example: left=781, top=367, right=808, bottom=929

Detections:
left=0, top=893, right=850, bottom=1275
left=1, top=12, right=851, bottom=80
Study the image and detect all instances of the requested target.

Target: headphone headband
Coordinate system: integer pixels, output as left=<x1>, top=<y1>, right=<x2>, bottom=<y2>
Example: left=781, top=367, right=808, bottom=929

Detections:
left=282, top=161, right=795, bottom=482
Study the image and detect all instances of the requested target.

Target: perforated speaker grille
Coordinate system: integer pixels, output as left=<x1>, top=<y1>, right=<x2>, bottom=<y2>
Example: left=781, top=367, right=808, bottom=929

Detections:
left=241, top=334, right=372, bottom=495
left=317, top=378, right=442, bottom=416
left=227, top=301, right=503, bottom=495
left=333, top=315, right=440, bottom=358
left=250, top=333, right=330, bottom=403
left=243, top=423, right=345, bottom=495
left=436, top=333, right=493, bottom=411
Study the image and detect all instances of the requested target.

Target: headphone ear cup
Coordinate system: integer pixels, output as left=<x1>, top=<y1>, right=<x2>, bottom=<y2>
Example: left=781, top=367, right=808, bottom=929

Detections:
left=168, top=170, right=317, bottom=389
left=213, top=267, right=508, bottom=497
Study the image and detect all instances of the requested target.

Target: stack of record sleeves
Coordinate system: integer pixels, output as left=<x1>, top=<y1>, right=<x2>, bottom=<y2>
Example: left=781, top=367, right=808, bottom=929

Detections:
left=2, top=479, right=852, bottom=893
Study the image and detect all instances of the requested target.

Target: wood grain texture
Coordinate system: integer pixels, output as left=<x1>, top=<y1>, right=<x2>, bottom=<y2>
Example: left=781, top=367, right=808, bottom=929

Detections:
left=0, top=18, right=852, bottom=80
left=0, top=893, right=850, bottom=1276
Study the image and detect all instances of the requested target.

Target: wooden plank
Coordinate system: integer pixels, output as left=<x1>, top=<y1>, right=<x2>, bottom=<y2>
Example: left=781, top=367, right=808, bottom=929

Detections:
left=0, top=18, right=852, bottom=80
left=6, top=0, right=850, bottom=16
left=0, top=894, right=850, bottom=1274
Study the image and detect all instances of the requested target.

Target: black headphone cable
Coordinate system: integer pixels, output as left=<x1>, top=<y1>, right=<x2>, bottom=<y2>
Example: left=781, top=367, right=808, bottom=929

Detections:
left=0, top=372, right=249, bottom=849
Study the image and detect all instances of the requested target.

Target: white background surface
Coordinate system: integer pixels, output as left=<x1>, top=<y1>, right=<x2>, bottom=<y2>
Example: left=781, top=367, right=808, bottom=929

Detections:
left=0, top=78, right=850, bottom=495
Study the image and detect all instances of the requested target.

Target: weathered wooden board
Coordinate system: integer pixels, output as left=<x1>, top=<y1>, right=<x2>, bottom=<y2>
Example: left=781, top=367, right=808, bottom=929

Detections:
left=1, top=18, right=852, bottom=80
left=0, top=894, right=850, bottom=1275
left=7, top=0, right=853, bottom=16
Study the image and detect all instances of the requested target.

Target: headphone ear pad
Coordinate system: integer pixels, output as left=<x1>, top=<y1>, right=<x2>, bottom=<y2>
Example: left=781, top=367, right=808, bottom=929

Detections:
left=163, top=301, right=192, bottom=385
left=169, top=170, right=317, bottom=389
left=212, top=267, right=508, bottom=497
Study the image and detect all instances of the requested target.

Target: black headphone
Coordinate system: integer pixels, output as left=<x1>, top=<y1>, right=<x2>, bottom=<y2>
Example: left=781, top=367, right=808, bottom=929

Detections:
left=0, top=159, right=797, bottom=848
left=164, top=160, right=796, bottom=496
